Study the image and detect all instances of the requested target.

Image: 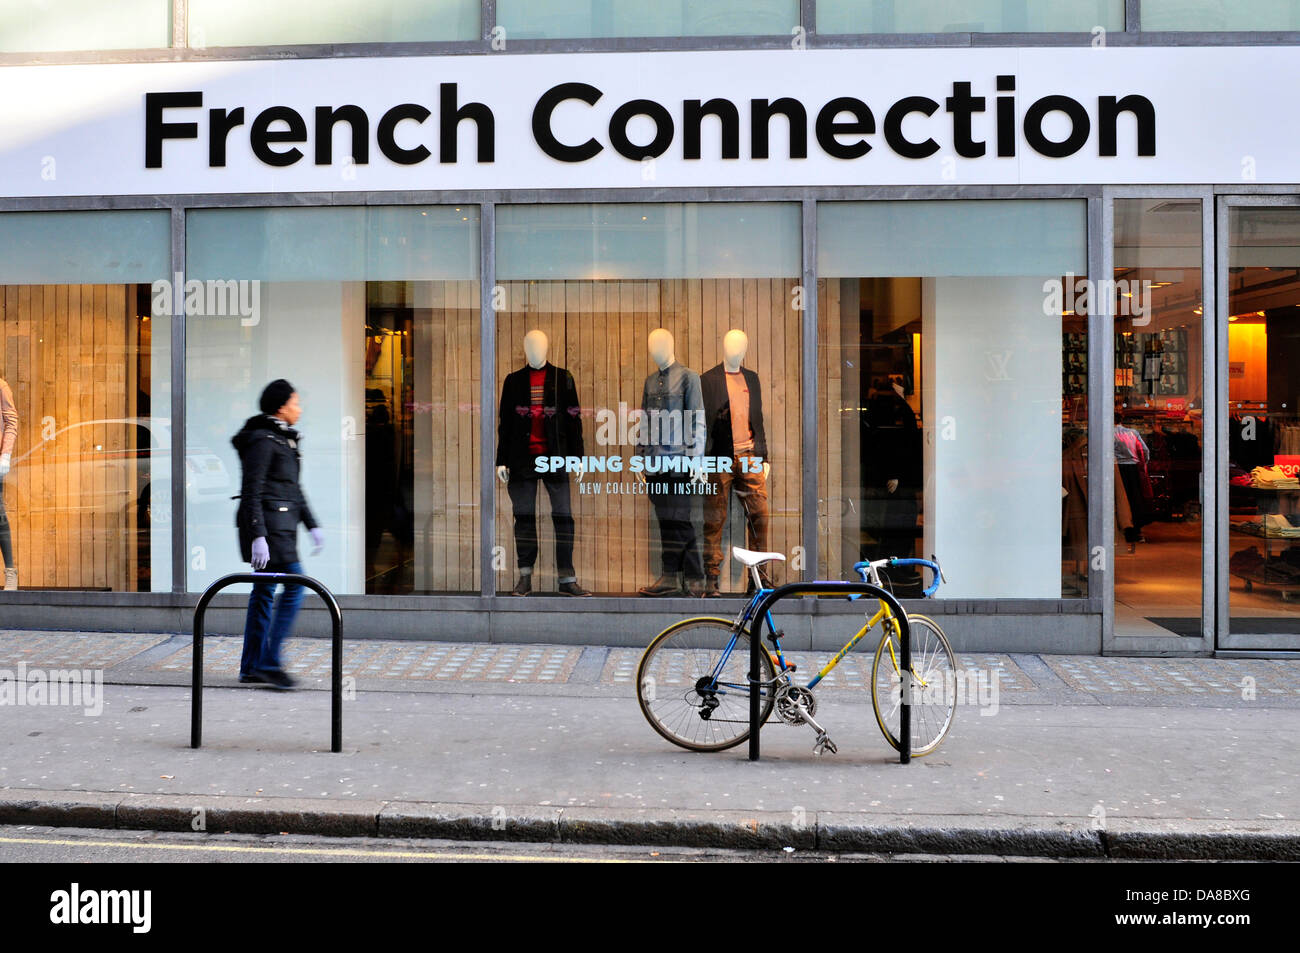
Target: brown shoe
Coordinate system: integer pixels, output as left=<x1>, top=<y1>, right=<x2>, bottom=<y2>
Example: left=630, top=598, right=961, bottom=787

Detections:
left=639, top=574, right=683, bottom=597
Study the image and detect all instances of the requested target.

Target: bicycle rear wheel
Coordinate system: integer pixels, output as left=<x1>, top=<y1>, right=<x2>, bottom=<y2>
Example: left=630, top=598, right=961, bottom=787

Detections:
left=870, top=613, right=957, bottom=756
left=636, top=617, right=776, bottom=752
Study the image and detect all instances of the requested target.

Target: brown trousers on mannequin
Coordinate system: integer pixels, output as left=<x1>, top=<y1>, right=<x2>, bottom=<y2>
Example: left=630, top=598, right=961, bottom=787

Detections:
left=703, top=457, right=770, bottom=578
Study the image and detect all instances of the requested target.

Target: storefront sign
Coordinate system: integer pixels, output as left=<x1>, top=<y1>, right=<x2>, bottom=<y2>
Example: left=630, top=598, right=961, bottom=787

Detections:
left=1, top=47, right=1298, bottom=195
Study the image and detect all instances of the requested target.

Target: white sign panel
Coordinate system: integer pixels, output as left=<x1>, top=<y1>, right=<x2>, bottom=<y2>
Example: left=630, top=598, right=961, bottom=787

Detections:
left=0, top=46, right=1294, bottom=196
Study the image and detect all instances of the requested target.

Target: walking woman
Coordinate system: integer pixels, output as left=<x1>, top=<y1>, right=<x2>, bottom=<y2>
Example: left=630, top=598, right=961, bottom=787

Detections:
left=232, top=379, right=324, bottom=689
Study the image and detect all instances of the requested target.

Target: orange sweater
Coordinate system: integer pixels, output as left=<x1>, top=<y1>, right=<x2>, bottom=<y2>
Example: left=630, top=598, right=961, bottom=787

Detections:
left=0, top=378, right=16, bottom=458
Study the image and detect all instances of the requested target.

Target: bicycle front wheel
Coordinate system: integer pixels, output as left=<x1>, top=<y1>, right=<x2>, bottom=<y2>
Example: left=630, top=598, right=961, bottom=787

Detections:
left=870, top=613, right=957, bottom=757
left=636, top=617, right=776, bottom=752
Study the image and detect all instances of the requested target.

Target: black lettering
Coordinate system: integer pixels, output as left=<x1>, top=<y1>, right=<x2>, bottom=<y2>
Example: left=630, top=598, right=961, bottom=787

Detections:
left=1024, top=95, right=1090, bottom=158
left=608, top=98, right=674, bottom=160
left=250, top=106, right=307, bottom=167
left=683, top=98, right=740, bottom=160
left=1098, top=94, right=1156, bottom=157
left=996, top=74, right=1016, bottom=157
left=815, top=97, right=874, bottom=159
left=750, top=97, right=807, bottom=159
left=314, top=105, right=369, bottom=166
left=439, top=82, right=494, bottom=163
left=208, top=107, right=244, bottom=167
left=144, top=91, right=201, bottom=168
left=945, top=81, right=986, bottom=158
left=884, top=96, right=940, bottom=159
left=377, top=103, right=432, bottom=165
left=532, top=82, right=603, bottom=162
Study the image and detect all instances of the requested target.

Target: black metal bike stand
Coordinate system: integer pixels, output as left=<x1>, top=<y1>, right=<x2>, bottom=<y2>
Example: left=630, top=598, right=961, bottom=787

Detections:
left=747, top=582, right=912, bottom=764
left=191, top=572, right=344, bottom=752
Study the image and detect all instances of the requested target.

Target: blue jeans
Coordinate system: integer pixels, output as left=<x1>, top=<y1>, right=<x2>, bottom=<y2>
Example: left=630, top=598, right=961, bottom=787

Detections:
left=240, top=560, right=304, bottom=675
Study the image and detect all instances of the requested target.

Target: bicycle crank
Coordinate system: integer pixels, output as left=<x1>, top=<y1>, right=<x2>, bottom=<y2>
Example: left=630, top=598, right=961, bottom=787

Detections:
left=775, top=685, right=838, bottom=755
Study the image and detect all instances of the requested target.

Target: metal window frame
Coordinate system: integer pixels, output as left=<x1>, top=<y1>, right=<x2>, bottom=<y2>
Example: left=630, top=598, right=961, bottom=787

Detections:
left=1214, top=191, right=1300, bottom=654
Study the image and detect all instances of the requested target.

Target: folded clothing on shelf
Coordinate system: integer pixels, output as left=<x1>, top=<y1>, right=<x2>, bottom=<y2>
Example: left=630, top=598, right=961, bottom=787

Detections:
left=1250, top=465, right=1300, bottom=489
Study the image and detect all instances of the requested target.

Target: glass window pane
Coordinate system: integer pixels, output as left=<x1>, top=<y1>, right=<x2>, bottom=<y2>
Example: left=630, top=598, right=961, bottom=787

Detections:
left=186, top=205, right=480, bottom=595
left=1112, top=198, right=1204, bottom=637
left=817, top=200, right=1088, bottom=599
left=0, top=1, right=170, bottom=51
left=0, top=211, right=171, bottom=592
left=498, top=1, right=797, bottom=38
left=818, top=0, right=1123, bottom=33
left=1143, top=1, right=1300, bottom=31
left=187, top=0, right=478, bottom=46
left=1226, top=207, right=1300, bottom=638
left=495, top=203, right=800, bottom=597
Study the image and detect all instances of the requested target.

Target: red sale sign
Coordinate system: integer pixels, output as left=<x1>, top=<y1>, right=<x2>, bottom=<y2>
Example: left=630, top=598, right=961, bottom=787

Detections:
left=1275, top=455, right=1300, bottom=477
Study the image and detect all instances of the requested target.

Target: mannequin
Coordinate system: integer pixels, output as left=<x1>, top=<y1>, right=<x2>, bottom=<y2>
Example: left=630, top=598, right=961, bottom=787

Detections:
left=700, top=329, right=771, bottom=596
left=637, top=328, right=707, bottom=597
left=496, top=329, right=590, bottom=596
left=0, top=376, right=15, bottom=591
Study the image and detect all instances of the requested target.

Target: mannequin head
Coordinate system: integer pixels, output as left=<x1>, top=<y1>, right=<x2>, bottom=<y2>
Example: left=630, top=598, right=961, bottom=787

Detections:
left=523, top=329, right=549, bottom=369
left=722, top=329, right=748, bottom=372
left=648, top=328, right=675, bottom=370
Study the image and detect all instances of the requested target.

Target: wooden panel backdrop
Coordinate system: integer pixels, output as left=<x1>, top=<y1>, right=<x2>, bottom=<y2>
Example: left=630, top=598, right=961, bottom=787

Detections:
left=817, top=278, right=846, bottom=578
left=0, top=284, right=139, bottom=591
left=492, top=278, right=802, bottom=594
left=415, top=279, right=480, bottom=593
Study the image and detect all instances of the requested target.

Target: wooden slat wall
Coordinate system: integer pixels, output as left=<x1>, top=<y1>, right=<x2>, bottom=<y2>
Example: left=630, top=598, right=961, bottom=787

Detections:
left=491, top=278, right=802, bottom=594
left=0, top=284, right=138, bottom=591
left=417, top=279, right=480, bottom=593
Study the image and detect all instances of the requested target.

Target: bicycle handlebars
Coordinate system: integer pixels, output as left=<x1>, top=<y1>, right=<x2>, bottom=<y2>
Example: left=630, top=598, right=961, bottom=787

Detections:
left=851, top=556, right=944, bottom=598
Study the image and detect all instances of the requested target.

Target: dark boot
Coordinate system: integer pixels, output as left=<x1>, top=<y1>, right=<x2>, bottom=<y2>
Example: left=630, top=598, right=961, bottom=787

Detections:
left=558, top=581, right=592, bottom=597
left=639, top=573, right=683, bottom=597
left=511, top=574, right=532, bottom=596
left=704, top=575, right=721, bottom=597
left=684, top=576, right=706, bottom=598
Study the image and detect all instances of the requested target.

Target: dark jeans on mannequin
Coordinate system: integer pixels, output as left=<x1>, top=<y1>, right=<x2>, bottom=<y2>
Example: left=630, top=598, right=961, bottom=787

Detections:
left=648, top=470, right=704, bottom=579
left=508, top=472, right=576, bottom=579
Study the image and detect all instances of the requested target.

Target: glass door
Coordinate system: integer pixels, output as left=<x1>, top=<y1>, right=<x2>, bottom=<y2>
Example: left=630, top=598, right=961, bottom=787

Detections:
left=1110, top=197, right=1211, bottom=647
left=1219, top=198, right=1300, bottom=650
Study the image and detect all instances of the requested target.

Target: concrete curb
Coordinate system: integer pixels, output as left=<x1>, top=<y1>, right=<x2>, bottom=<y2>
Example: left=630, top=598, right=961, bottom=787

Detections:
left=2, top=789, right=1297, bottom=860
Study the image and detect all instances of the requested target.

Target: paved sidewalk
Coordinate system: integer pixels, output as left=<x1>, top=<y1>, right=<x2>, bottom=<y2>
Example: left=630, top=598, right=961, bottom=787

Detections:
left=1, top=629, right=1298, bottom=858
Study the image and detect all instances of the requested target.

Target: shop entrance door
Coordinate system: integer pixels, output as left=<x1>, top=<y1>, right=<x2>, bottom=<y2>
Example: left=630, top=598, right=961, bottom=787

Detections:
left=1107, top=194, right=1213, bottom=653
left=1217, top=196, right=1300, bottom=652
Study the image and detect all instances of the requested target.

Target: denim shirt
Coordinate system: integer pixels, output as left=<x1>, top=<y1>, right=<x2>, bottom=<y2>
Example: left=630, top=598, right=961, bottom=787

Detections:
left=639, top=361, right=705, bottom=458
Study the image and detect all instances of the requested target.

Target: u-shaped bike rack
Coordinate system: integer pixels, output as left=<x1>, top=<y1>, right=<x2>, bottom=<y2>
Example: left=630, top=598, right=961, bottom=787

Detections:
left=746, top=581, right=913, bottom=764
left=191, top=572, right=343, bottom=752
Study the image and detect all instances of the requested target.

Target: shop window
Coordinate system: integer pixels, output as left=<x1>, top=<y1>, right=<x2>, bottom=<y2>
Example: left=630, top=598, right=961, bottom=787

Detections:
left=497, top=0, right=797, bottom=38
left=818, top=0, right=1123, bottom=33
left=186, top=0, right=478, bottom=46
left=185, top=205, right=480, bottom=595
left=0, top=1, right=169, bottom=51
left=1226, top=206, right=1300, bottom=636
left=817, top=199, right=1088, bottom=599
left=494, top=203, right=801, bottom=597
left=1142, top=1, right=1300, bottom=31
left=0, top=210, right=171, bottom=592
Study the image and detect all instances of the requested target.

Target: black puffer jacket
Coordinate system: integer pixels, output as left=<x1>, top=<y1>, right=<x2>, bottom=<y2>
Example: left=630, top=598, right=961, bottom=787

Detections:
left=232, top=414, right=318, bottom=564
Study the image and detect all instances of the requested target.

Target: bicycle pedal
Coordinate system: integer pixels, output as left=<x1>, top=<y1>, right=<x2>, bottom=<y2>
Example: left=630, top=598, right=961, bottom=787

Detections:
left=813, top=734, right=838, bottom=756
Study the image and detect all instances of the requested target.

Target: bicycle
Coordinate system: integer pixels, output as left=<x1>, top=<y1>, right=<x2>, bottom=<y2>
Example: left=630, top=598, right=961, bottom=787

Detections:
left=635, top=546, right=957, bottom=757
